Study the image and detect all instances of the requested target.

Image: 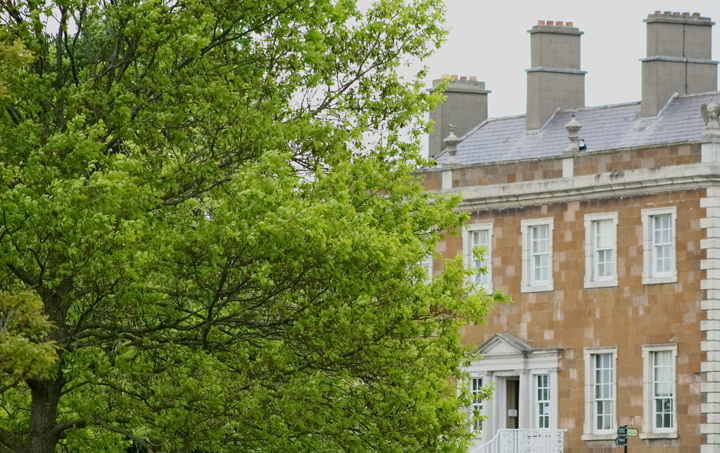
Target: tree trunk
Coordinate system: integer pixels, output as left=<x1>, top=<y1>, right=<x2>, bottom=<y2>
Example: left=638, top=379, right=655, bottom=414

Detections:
left=23, top=289, right=70, bottom=453
left=25, top=377, right=63, bottom=453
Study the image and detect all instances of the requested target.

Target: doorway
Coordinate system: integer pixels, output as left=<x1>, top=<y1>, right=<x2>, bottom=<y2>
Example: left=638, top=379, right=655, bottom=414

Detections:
left=505, top=377, right=520, bottom=429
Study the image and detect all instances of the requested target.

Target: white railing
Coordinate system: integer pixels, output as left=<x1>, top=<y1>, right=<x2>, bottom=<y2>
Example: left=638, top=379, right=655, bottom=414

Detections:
left=470, top=429, right=565, bottom=453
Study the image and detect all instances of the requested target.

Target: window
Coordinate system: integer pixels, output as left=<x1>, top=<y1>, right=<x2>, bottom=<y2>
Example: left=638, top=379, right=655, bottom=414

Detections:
left=521, top=218, right=554, bottom=292
left=471, top=377, right=484, bottom=432
left=653, top=352, right=673, bottom=428
left=536, top=374, right=550, bottom=429
left=420, top=253, right=433, bottom=280
left=594, top=354, right=614, bottom=431
left=583, top=347, right=616, bottom=440
left=641, top=344, right=678, bottom=439
left=641, top=207, right=677, bottom=284
left=584, top=212, right=619, bottom=288
left=531, top=225, right=550, bottom=285
left=463, top=223, right=493, bottom=291
left=652, top=216, right=672, bottom=275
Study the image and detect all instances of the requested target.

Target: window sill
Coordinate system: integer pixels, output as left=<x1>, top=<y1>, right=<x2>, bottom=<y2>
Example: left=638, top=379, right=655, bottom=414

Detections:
left=639, top=432, right=678, bottom=440
left=581, top=433, right=616, bottom=441
left=642, top=274, right=677, bottom=285
left=584, top=279, right=618, bottom=289
left=521, top=283, right=554, bottom=293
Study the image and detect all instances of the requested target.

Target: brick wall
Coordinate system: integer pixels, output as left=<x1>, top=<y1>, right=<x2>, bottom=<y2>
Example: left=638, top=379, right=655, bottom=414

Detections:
left=437, top=189, right=706, bottom=453
left=574, top=145, right=701, bottom=177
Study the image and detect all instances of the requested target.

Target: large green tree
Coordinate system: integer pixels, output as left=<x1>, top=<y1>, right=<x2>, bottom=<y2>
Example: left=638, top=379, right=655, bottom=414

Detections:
left=0, top=0, right=502, bottom=451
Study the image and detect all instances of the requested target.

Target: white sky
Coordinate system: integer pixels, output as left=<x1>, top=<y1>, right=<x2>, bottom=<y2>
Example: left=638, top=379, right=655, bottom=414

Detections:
left=415, top=0, right=720, bottom=119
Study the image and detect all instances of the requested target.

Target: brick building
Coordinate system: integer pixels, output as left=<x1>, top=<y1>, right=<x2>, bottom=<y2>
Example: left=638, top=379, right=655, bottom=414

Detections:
left=420, top=11, right=720, bottom=453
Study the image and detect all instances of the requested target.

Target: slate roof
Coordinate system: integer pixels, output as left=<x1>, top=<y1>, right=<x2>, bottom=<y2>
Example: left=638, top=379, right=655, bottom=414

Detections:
left=436, top=91, right=719, bottom=166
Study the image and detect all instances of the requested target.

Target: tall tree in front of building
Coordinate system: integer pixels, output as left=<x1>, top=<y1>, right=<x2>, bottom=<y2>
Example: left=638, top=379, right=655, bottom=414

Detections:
left=0, top=0, right=502, bottom=452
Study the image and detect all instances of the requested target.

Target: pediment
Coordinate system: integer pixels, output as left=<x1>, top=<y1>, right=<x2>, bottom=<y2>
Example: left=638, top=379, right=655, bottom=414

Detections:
left=477, top=332, right=532, bottom=356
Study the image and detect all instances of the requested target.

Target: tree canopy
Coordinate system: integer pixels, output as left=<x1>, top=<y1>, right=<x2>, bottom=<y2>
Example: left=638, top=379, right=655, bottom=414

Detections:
left=0, top=0, right=503, bottom=452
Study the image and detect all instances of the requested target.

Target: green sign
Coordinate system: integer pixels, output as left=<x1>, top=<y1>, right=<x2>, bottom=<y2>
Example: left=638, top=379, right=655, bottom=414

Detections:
left=626, top=428, right=638, bottom=437
left=615, top=437, right=628, bottom=446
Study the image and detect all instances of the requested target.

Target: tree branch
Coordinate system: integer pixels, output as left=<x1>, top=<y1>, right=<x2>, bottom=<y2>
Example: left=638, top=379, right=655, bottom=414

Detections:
left=50, top=418, right=87, bottom=439
left=0, top=425, right=22, bottom=452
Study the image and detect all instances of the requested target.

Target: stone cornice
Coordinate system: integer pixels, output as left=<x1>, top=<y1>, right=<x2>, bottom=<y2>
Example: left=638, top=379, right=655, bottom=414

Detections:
left=437, top=162, right=720, bottom=211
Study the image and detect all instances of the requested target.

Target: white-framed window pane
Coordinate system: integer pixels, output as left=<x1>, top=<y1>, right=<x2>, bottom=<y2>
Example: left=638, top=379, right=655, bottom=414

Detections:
left=420, top=254, right=433, bottom=280
left=652, top=214, right=673, bottom=276
left=653, top=351, right=674, bottom=430
left=530, top=225, right=550, bottom=285
left=594, top=219, right=614, bottom=278
left=471, top=230, right=490, bottom=286
left=471, top=377, right=483, bottom=431
left=594, top=353, right=614, bottom=431
left=537, top=374, right=550, bottom=429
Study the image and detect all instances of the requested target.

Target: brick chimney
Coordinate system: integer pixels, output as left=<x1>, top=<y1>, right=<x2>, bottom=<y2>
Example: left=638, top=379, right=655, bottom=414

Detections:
left=641, top=11, right=718, bottom=117
left=526, top=21, right=586, bottom=130
left=428, top=75, right=490, bottom=159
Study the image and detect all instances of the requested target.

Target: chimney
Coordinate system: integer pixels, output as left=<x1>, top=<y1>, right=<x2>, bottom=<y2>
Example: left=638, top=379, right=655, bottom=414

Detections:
left=641, top=11, right=718, bottom=117
left=428, top=76, right=490, bottom=159
left=526, top=21, right=586, bottom=130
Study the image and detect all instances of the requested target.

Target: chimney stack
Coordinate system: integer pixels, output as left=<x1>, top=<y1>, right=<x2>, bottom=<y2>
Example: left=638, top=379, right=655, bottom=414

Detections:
left=428, top=76, right=490, bottom=159
left=526, top=21, right=586, bottom=130
left=641, top=11, right=717, bottom=117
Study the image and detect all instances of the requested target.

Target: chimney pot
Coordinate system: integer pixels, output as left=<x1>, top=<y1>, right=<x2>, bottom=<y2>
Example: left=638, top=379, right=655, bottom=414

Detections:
left=460, top=76, right=467, bottom=81
left=654, top=10, right=661, bottom=14
left=664, top=11, right=671, bottom=15
left=469, top=76, right=477, bottom=81
left=450, top=74, right=458, bottom=80
left=672, top=12, right=680, bottom=16
left=682, top=12, right=690, bottom=16
left=555, top=21, right=563, bottom=26
left=566, top=22, right=573, bottom=27
left=441, top=74, right=449, bottom=79
left=547, top=21, right=554, bottom=26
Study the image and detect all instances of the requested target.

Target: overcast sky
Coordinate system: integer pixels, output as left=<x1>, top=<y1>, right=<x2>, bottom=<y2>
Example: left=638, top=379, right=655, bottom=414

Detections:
left=415, top=0, right=720, bottom=119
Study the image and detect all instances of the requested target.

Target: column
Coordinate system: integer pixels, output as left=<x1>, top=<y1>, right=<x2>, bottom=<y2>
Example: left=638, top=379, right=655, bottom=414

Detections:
left=518, top=369, right=530, bottom=429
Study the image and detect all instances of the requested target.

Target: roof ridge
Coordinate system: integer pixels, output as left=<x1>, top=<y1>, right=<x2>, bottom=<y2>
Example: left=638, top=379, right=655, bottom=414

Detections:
left=481, top=101, right=642, bottom=124
left=561, top=101, right=641, bottom=112
left=483, top=113, right=527, bottom=122
left=675, top=90, right=720, bottom=99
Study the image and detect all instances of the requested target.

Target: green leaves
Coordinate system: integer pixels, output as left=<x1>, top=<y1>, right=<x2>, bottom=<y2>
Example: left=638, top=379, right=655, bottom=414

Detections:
left=0, top=292, right=58, bottom=390
left=0, top=0, right=501, bottom=452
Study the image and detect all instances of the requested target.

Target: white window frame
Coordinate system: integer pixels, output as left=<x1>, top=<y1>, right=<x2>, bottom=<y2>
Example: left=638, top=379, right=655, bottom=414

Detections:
left=463, top=223, right=493, bottom=292
left=420, top=252, right=434, bottom=281
left=641, top=206, right=677, bottom=285
left=470, top=377, right=484, bottom=433
left=521, top=218, right=554, bottom=293
left=640, top=344, right=678, bottom=439
left=582, top=346, right=617, bottom=441
left=584, top=212, right=619, bottom=288
left=534, top=373, right=551, bottom=429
